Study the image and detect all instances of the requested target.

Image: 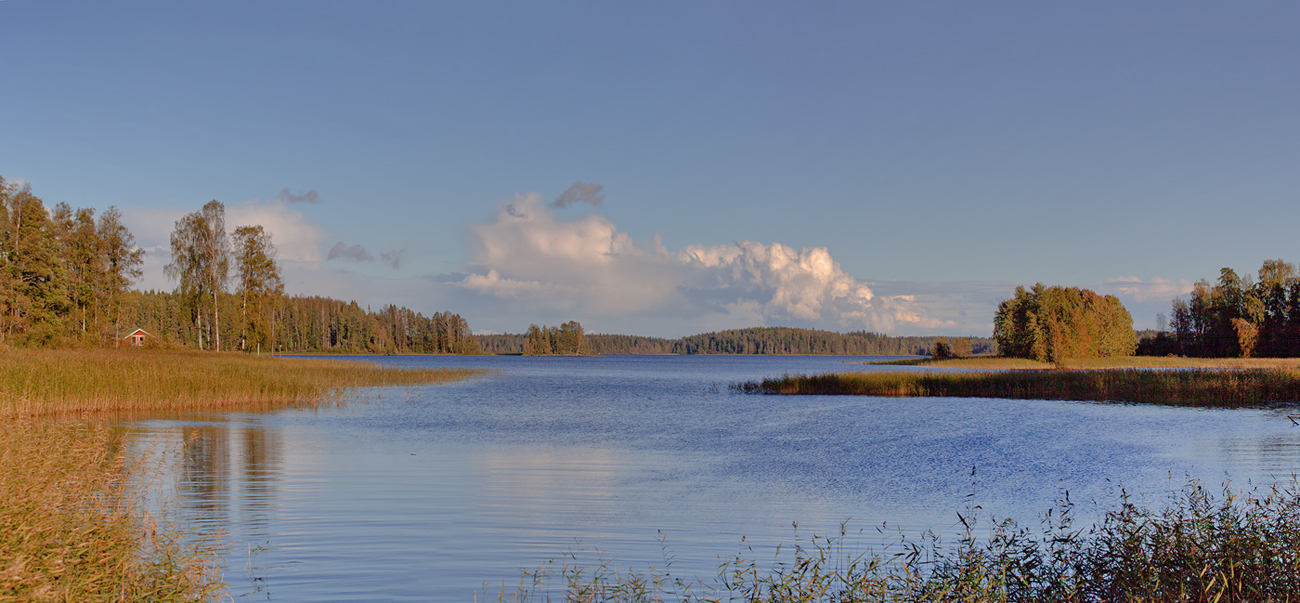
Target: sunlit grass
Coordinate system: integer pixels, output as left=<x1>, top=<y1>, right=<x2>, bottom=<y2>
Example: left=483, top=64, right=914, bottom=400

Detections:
left=0, top=418, right=222, bottom=601
left=737, top=368, right=1300, bottom=406
left=868, top=356, right=1055, bottom=369
left=0, top=347, right=484, bottom=416
left=494, top=480, right=1300, bottom=602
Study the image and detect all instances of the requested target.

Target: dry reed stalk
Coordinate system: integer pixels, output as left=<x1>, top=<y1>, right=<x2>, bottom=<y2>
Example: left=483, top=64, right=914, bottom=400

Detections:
left=0, top=419, right=222, bottom=601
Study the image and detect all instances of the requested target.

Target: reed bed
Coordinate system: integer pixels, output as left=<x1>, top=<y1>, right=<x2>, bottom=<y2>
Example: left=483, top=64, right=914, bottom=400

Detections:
left=0, top=347, right=484, bottom=416
left=0, top=347, right=482, bottom=600
left=736, top=368, right=1300, bottom=406
left=495, top=480, right=1300, bottom=602
left=869, top=356, right=1300, bottom=370
left=0, top=418, right=222, bottom=601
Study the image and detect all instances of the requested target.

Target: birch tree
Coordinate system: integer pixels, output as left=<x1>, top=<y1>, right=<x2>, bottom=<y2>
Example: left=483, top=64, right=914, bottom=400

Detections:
left=166, top=200, right=229, bottom=350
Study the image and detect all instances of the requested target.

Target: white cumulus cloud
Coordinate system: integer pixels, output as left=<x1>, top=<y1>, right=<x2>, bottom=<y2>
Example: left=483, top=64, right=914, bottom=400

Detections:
left=456, top=192, right=924, bottom=333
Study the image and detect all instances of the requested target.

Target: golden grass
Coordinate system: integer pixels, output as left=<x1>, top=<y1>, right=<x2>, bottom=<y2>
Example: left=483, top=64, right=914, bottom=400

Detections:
left=867, top=356, right=1055, bottom=369
left=867, top=355, right=1300, bottom=370
left=740, top=368, right=1300, bottom=406
left=0, top=419, right=222, bottom=601
left=0, top=347, right=484, bottom=416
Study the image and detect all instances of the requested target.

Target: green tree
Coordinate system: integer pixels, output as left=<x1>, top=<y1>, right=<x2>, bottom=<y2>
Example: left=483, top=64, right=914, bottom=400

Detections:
left=930, top=340, right=952, bottom=359
left=1, top=181, right=67, bottom=345
left=98, top=207, right=144, bottom=345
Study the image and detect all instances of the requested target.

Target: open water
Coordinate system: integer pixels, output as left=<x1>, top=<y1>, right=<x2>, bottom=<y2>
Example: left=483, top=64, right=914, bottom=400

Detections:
left=122, top=355, right=1300, bottom=601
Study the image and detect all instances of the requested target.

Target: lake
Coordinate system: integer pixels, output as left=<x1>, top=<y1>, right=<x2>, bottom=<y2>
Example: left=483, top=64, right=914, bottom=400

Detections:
left=122, top=354, right=1300, bottom=601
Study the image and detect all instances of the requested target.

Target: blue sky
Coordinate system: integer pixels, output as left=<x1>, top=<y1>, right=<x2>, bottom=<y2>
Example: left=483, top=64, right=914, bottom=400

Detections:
left=4, top=2, right=1299, bottom=336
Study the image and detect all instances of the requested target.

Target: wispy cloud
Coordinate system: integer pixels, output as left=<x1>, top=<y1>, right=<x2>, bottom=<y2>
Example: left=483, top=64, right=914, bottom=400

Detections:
left=275, top=188, right=320, bottom=204
left=328, top=242, right=374, bottom=263
left=551, top=181, right=604, bottom=209
left=381, top=249, right=406, bottom=269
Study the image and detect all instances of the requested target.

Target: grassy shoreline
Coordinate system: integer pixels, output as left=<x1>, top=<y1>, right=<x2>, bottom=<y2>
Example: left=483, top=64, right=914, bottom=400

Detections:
left=0, top=347, right=484, bottom=416
left=739, top=368, right=1300, bottom=406
left=0, top=348, right=481, bottom=600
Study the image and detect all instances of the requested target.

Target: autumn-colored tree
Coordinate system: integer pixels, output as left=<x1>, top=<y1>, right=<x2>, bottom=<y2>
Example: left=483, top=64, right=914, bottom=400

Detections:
left=994, top=284, right=1135, bottom=362
left=166, top=201, right=229, bottom=350
left=1165, top=259, right=1300, bottom=358
left=559, top=321, right=588, bottom=355
left=951, top=337, right=973, bottom=358
left=233, top=225, right=284, bottom=353
left=98, top=207, right=144, bottom=344
left=524, top=324, right=552, bottom=355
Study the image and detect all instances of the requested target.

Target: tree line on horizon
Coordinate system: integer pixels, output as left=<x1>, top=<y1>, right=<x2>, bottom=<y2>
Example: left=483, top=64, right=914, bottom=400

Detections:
left=1142, top=259, right=1300, bottom=358
left=477, top=326, right=995, bottom=356
left=126, top=291, right=479, bottom=355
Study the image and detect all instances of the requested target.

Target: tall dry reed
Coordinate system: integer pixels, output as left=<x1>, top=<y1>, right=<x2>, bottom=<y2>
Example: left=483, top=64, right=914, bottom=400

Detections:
left=0, top=347, right=483, bottom=415
left=737, top=369, right=1300, bottom=406
left=0, top=418, right=222, bottom=601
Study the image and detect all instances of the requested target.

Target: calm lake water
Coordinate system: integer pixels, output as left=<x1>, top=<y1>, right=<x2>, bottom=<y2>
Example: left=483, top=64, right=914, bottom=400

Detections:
left=123, top=355, right=1300, bottom=601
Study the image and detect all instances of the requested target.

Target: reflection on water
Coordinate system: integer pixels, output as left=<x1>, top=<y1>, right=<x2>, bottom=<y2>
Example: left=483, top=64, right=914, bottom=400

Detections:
left=121, top=355, right=1300, bottom=602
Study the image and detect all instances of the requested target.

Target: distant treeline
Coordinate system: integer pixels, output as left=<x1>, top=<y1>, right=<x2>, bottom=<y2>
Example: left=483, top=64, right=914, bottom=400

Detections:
left=126, top=291, right=478, bottom=354
left=473, top=322, right=590, bottom=355
left=1142, top=259, right=1300, bottom=358
left=478, top=326, right=994, bottom=356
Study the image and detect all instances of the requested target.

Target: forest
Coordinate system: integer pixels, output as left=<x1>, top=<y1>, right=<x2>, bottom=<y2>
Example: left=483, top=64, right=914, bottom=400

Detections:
left=1142, top=259, right=1300, bottom=358
left=994, top=284, right=1136, bottom=362
left=0, top=177, right=143, bottom=346
left=127, top=291, right=478, bottom=355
